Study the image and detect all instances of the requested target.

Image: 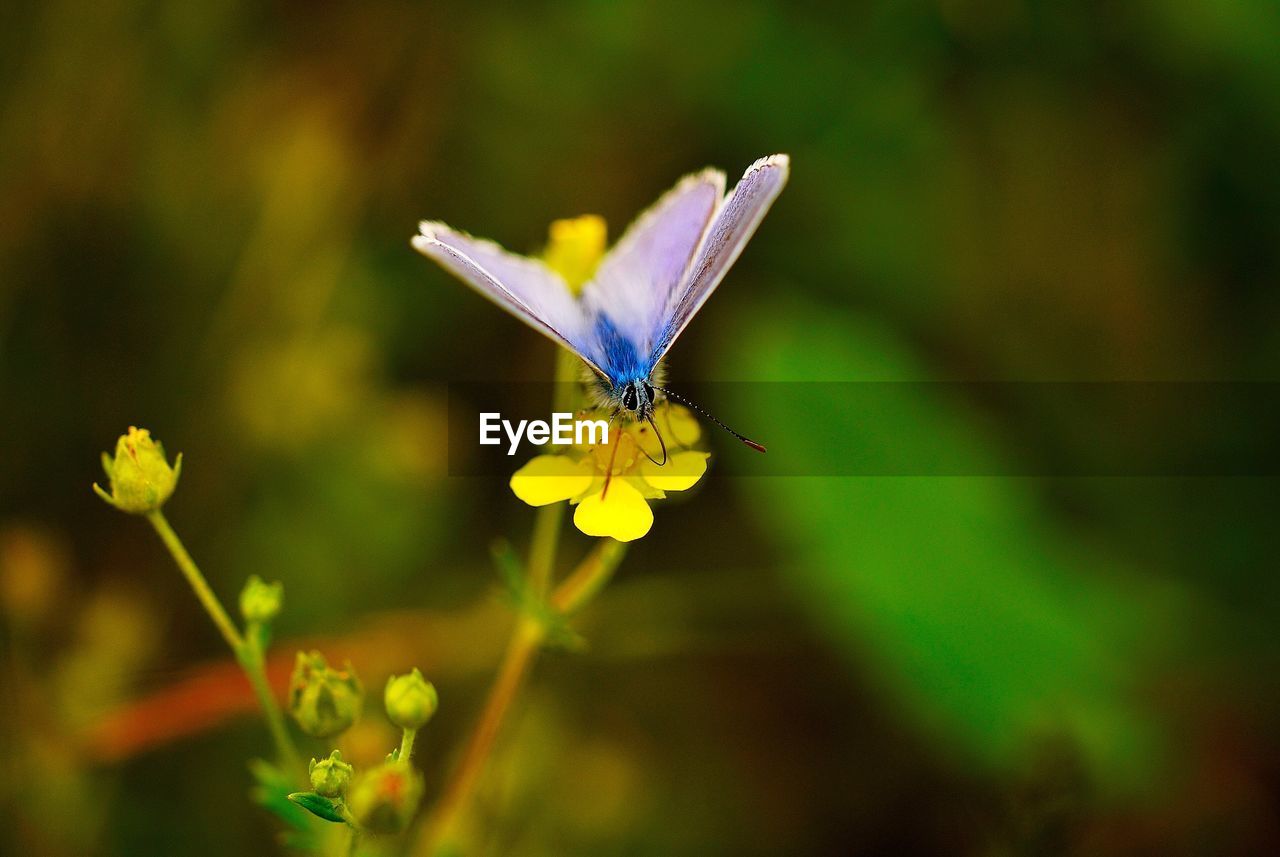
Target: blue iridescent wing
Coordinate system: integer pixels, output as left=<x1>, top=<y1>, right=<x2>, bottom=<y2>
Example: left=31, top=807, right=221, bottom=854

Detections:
left=649, top=154, right=790, bottom=366
left=578, top=169, right=724, bottom=383
left=412, top=222, right=607, bottom=377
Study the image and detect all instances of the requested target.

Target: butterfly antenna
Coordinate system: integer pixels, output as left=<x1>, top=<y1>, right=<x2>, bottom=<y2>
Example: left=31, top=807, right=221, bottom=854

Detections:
left=652, top=386, right=766, bottom=453
left=641, top=416, right=668, bottom=466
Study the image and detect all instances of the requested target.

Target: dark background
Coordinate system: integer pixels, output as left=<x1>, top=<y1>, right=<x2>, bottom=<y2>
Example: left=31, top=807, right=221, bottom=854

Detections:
left=3, top=1, right=1280, bottom=854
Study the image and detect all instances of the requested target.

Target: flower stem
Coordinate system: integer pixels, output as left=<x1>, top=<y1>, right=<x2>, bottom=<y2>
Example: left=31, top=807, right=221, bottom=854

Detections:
left=551, top=539, right=627, bottom=616
left=145, top=510, right=302, bottom=773
left=524, top=347, right=578, bottom=597
left=400, top=727, right=418, bottom=762
left=420, top=616, right=541, bottom=852
left=417, top=539, right=627, bottom=855
left=525, top=501, right=564, bottom=598
left=241, top=626, right=305, bottom=773
left=147, top=511, right=243, bottom=651
left=417, top=349, right=616, bottom=856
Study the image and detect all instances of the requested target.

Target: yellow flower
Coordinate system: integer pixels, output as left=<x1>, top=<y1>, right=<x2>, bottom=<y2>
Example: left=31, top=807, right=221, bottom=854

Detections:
left=542, top=215, right=607, bottom=292
left=510, top=403, right=708, bottom=542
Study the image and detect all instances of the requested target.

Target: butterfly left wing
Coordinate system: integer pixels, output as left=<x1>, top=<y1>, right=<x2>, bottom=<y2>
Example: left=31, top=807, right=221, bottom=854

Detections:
left=649, top=154, right=789, bottom=367
left=413, top=222, right=606, bottom=377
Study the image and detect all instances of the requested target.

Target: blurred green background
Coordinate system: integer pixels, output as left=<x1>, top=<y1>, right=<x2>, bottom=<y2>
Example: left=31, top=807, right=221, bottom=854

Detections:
left=3, top=0, right=1280, bottom=854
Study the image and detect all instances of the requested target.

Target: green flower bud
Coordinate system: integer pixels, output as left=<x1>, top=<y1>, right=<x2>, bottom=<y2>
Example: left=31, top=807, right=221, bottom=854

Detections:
left=308, top=749, right=354, bottom=798
left=288, top=650, right=364, bottom=738
left=384, top=668, right=438, bottom=731
left=239, top=575, right=283, bottom=624
left=346, top=761, right=424, bottom=835
left=93, top=427, right=182, bottom=514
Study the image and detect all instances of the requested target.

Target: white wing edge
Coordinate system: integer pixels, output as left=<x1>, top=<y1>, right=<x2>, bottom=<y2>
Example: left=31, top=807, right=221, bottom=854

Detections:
left=579, top=167, right=727, bottom=359
left=411, top=225, right=607, bottom=377
left=651, top=153, right=790, bottom=365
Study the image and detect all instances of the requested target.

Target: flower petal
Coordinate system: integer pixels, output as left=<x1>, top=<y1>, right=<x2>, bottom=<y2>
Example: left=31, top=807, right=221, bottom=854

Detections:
left=543, top=215, right=607, bottom=292
left=510, top=455, right=595, bottom=506
left=660, top=404, right=702, bottom=447
left=640, top=451, right=709, bottom=492
left=628, top=475, right=666, bottom=500
left=573, top=480, right=654, bottom=542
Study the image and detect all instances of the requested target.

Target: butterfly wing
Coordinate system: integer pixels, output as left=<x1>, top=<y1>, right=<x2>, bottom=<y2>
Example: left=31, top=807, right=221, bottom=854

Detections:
left=413, top=222, right=606, bottom=376
left=578, top=169, right=724, bottom=381
left=649, top=154, right=790, bottom=366
left=413, top=155, right=787, bottom=386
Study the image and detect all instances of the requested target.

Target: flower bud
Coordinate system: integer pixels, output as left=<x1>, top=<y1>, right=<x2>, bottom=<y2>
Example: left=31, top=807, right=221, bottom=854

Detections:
left=93, top=427, right=182, bottom=514
left=239, top=575, right=283, bottom=624
left=543, top=215, right=606, bottom=293
left=384, top=668, right=438, bottom=731
left=288, top=650, right=364, bottom=738
left=346, top=761, right=424, bottom=834
left=308, top=749, right=354, bottom=798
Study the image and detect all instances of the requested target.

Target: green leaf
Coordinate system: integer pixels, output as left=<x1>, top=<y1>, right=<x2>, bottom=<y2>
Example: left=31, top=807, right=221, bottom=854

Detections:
left=490, top=538, right=526, bottom=593
left=715, top=301, right=1178, bottom=792
left=490, top=539, right=585, bottom=652
left=248, top=759, right=311, bottom=833
left=287, top=791, right=347, bottom=824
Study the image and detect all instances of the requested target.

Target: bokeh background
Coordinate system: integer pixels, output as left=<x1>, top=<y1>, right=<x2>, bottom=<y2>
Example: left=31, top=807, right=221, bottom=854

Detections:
left=3, top=1, right=1280, bottom=854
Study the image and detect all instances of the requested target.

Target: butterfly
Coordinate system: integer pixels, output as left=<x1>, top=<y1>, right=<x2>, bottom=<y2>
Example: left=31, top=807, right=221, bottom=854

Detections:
left=412, top=154, right=789, bottom=460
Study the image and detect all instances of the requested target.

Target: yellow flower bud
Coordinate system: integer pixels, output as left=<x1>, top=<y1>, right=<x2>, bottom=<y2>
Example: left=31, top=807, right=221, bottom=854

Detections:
left=308, top=749, right=354, bottom=798
left=346, top=761, right=424, bottom=835
left=288, top=650, right=364, bottom=738
left=384, top=668, right=438, bottom=731
left=93, top=427, right=182, bottom=514
left=239, top=575, right=283, bottom=624
left=543, top=215, right=606, bottom=293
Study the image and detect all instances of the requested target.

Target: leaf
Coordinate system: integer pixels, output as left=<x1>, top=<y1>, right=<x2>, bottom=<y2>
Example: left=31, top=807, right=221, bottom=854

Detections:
left=287, top=791, right=347, bottom=824
left=490, top=538, right=526, bottom=594
left=249, top=759, right=311, bottom=832
left=715, top=300, right=1178, bottom=791
left=490, top=539, right=585, bottom=652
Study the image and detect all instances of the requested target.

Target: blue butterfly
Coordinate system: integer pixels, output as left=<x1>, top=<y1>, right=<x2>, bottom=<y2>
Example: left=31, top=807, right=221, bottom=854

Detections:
left=413, top=154, right=789, bottom=458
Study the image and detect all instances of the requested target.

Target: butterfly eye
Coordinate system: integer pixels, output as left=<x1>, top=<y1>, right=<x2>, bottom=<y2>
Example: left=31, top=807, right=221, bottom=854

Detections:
left=621, top=385, right=637, bottom=411
left=643, top=382, right=655, bottom=402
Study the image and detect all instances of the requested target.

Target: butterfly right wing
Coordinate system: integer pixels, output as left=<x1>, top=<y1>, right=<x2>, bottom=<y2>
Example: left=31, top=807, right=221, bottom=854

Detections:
left=649, top=154, right=790, bottom=366
left=413, top=222, right=607, bottom=377
left=578, top=169, right=724, bottom=370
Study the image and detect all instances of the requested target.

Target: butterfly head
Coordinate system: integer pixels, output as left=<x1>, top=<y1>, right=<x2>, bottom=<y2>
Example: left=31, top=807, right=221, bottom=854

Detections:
left=603, top=375, right=767, bottom=458
left=618, top=379, right=657, bottom=422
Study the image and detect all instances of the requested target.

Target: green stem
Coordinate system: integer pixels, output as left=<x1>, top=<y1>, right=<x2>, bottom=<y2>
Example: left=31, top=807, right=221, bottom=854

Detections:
left=241, top=626, right=304, bottom=773
left=399, top=727, right=418, bottom=762
left=525, top=501, right=564, bottom=597
left=145, top=510, right=302, bottom=774
left=524, top=347, right=579, bottom=599
left=418, top=348, right=606, bottom=856
left=552, top=344, right=580, bottom=412
left=550, top=539, right=627, bottom=616
left=418, top=616, right=541, bottom=853
left=147, top=510, right=243, bottom=652
left=417, top=539, right=627, bottom=855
